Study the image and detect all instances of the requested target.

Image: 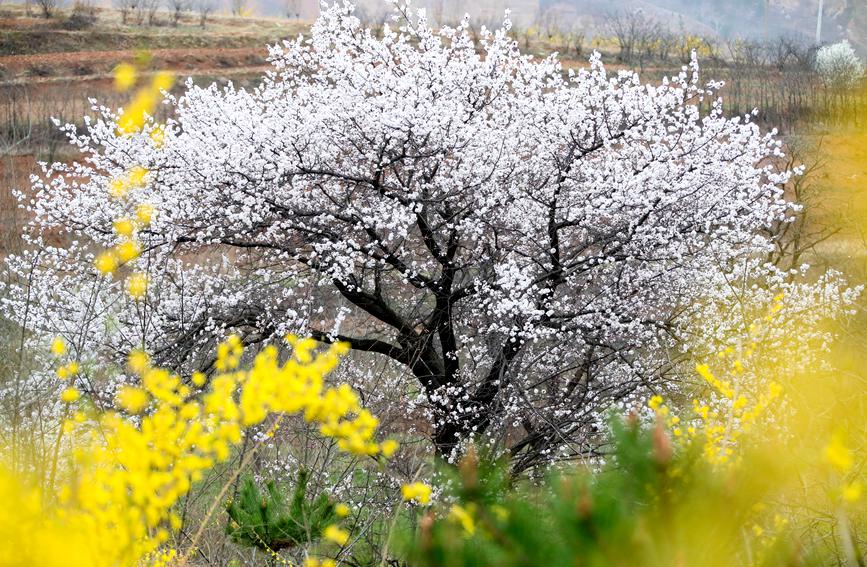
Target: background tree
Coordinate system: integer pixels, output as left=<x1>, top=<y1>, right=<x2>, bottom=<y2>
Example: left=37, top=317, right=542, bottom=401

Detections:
left=193, top=0, right=213, bottom=27
left=167, top=0, right=187, bottom=26
left=35, top=0, right=57, bottom=18
left=816, top=40, right=864, bottom=90
left=230, top=0, right=248, bottom=17
left=114, top=0, right=136, bottom=24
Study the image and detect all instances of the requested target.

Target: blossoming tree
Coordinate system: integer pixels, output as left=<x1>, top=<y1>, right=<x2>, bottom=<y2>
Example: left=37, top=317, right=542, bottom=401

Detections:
left=816, top=40, right=864, bottom=90
left=3, top=2, right=856, bottom=470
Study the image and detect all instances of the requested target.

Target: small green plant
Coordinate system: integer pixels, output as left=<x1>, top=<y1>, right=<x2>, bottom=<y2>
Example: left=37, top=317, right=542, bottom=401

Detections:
left=225, top=470, right=338, bottom=552
left=406, top=418, right=808, bottom=567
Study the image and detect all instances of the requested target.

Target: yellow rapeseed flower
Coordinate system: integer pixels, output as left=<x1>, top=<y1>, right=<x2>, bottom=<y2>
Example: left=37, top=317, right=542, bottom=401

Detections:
left=113, top=63, right=137, bottom=92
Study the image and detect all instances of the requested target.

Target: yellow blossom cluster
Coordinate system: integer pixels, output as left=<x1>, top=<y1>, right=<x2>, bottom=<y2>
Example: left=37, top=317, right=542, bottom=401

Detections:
left=649, top=369, right=781, bottom=463
left=824, top=432, right=862, bottom=503
left=0, top=469, right=106, bottom=567
left=6, top=335, right=395, bottom=566
left=323, top=524, right=350, bottom=545
left=448, top=503, right=476, bottom=536
left=659, top=293, right=788, bottom=464
left=115, top=65, right=175, bottom=135
left=94, top=59, right=170, bottom=302
left=401, top=482, right=433, bottom=505
left=691, top=361, right=782, bottom=464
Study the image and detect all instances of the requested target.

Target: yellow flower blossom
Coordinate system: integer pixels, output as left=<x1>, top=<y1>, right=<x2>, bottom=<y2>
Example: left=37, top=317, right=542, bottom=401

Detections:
left=128, top=349, right=150, bottom=374
left=136, top=203, right=155, bottom=226
left=51, top=336, right=67, bottom=356
left=695, top=363, right=734, bottom=399
left=109, top=177, right=128, bottom=198
left=128, top=166, right=149, bottom=188
left=842, top=481, right=862, bottom=502
left=126, top=272, right=149, bottom=299
left=824, top=433, right=854, bottom=472
left=449, top=504, right=476, bottom=535
left=116, top=385, right=150, bottom=414
left=151, top=70, right=175, bottom=92
left=380, top=439, right=399, bottom=457
left=56, top=361, right=79, bottom=380
left=116, top=240, right=141, bottom=263
left=113, top=63, right=137, bottom=91
left=113, top=218, right=135, bottom=237
left=118, top=91, right=157, bottom=134
left=149, top=127, right=166, bottom=148
left=95, top=251, right=118, bottom=274
left=323, top=524, right=349, bottom=546
left=4, top=337, right=382, bottom=566
left=401, top=482, right=432, bottom=505
left=335, top=503, right=351, bottom=518
left=60, top=387, right=81, bottom=403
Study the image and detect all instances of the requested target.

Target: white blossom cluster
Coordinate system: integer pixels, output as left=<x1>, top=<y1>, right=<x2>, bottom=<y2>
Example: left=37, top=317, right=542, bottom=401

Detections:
left=2, top=1, right=857, bottom=470
left=816, top=40, right=864, bottom=89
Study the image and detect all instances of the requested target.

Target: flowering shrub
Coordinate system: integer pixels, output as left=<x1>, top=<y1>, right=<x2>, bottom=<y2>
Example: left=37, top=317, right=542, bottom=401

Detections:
left=0, top=336, right=394, bottom=566
left=816, top=40, right=864, bottom=89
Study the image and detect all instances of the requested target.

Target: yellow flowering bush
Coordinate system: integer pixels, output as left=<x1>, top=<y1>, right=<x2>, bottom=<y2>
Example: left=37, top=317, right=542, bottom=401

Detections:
left=0, top=335, right=395, bottom=566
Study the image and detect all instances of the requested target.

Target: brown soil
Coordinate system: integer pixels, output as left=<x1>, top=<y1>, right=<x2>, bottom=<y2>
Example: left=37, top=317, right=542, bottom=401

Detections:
left=0, top=46, right=270, bottom=82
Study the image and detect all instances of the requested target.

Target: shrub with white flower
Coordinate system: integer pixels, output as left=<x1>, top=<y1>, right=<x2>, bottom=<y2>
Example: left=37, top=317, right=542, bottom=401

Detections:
left=816, top=40, right=864, bottom=89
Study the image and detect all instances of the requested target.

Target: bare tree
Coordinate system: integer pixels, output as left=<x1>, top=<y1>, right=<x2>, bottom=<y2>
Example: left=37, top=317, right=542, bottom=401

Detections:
left=194, top=0, right=213, bottom=27
left=604, top=10, right=660, bottom=66
left=285, top=0, right=300, bottom=19
left=142, top=0, right=160, bottom=25
left=605, top=10, right=662, bottom=70
left=114, top=0, right=136, bottom=24
left=230, top=0, right=247, bottom=17
left=35, top=0, right=57, bottom=18
left=167, top=0, right=187, bottom=26
left=656, top=30, right=676, bottom=62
